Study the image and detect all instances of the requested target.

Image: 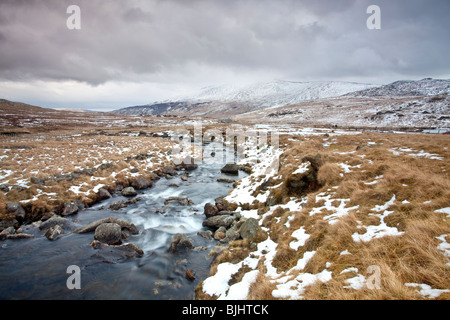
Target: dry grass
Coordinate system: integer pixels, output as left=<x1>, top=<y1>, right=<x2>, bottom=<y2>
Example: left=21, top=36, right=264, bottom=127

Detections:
left=0, top=128, right=182, bottom=218
left=198, top=131, right=450, bottom=300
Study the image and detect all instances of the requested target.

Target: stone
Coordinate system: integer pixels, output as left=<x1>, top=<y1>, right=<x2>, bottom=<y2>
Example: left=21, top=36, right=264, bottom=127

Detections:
left=0, top=184, right=9, bottom=193
left=98, top=188, right=112, bottom=200
left=39, top=216, right=76, bottom=232
left=215, top=196, right=229, bottom=211
left=90, top=240, right=143, bottom=263
left=162, top=166, right=178, bottom=176
left=74, top=216, right=139, bottom=235
left=6, top=202, right=26, bottom=220
left=180, top=156, right=198, bottom=171
left=61, top=201, right=79, bottom=216
left=204, top=203, right=219, bottom=218
left=186, top=269, right=196, bottom=281
left=197, top=230, right=213, bottom=241
left=239, top=218, right=259, bottom=239
left=94, top=223, right=122, bottom=245
left=221, top=163, right=239, bottom=175
left=214, top=227, right=227, bottom=240
left=0, top=227, right=15, bottom=240
left=217, top=177, right=235, bottom=183
left=225, top=228, right=241, bottom=242
left=30, top=177, right=47, bottom=185
left=45, top=225, right=64, bottom=241
left=131, top=177, right=152, bottom=190
left=164, top=196, right=193, bottom=206
left=121, top=187, right=137, bottom=197
left=202, top=215, right=235, bottom=229
left=168, top=233, right=194, bottom=253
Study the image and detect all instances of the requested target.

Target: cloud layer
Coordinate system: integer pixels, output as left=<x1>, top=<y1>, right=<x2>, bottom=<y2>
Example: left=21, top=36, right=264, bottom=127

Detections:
left=0, top=0, right=449, bottom=109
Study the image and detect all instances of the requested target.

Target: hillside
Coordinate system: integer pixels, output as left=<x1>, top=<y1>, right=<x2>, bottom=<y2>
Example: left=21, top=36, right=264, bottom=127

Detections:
left=346, top=78, right=450, bottom=97
left=113, top=80, right=376, bottom=117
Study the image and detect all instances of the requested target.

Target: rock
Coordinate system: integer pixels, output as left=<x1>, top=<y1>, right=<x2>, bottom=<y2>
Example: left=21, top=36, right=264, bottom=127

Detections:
left=217, top=177, right=235, bottom=183
left=131, top=177, right=152, bottom=190
left=98, top=188, right=112, bottom=200
left=6, top=202, right=26, bottom=220
left=214, top=227, right=227, bottom=240
left=225, top=228, right=241, bottom=242
left=74, top=216, right=139, bottom=235
left=10, top=185, right=25, bottom=192
left=0, top=184, right=9, bottom=193
left=130, top=167, right=139, bottom=173
left=197, top=230, right=213, bottom=241
left=180, top=156, right=198, bottom=171
left=39, top=216, right=76, bottom=232
left=121, top=187, right=137, bottom=197
left=186, top=269, right=196, bottom=281
left=162, top=166, right=178, bottom=176
left=94, top=223, right=122, bottom=245
left=239, top=164, right=253, bottom=174
left=181, top=174, right=189, bottom=181
left=45, top=225, right=63, bottom=241
left=0, top=219, right=18, bottom=232
left=215, top=197, right=229, bottom=211
left=30, top=177, right=47, bottom=185
left=302, top=154, right=324, bottom=171
left=0, top=227, right=15, bottom=240
left=239, top=218, right=259, bottom=239
left=109, top=197, right=141, bottom=211
left=1, top=233, right=35, bottom=240
left=168, top=233, right=194, bottom=253
left=148, top=172, right=160, bottom=181
left=204, top=203, right=219, bottom=218
left=90, top=240, right=143, bottom=263
left=61, top=201, right=79, bottom=216
left=202, top=215, right=235, bottom=229
left=221, top=163, right=239, bottom=175
left=164, top=196, right=193, bottom=206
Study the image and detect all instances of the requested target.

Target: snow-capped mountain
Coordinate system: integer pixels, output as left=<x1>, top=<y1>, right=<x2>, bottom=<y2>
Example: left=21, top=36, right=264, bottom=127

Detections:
left=346, top=78, right=450, bottom=97
left=182, top=80, right=377, bottom=107
left=113, top=80, right=376, bottom=116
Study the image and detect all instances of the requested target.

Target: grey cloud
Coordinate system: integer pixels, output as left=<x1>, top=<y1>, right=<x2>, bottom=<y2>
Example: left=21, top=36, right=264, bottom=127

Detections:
left=0, top=0, right=449, bottom=87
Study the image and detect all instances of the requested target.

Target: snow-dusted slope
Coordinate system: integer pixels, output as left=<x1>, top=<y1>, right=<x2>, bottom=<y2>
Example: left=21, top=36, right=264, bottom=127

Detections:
left=114, top=80, right=376, bottom=116
left=182, top=80, right=376, bottom=107
left=346, top=78, right=449, bottom=97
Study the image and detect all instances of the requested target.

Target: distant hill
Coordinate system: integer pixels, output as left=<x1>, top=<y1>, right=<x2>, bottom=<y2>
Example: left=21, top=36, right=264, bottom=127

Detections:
left=113, top=80, right=377, bottom=116
left=345, top=78, right=450, bottom=97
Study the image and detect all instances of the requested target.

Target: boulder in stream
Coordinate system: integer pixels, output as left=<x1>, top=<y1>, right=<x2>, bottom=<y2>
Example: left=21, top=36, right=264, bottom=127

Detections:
left=220, top=163, right=239, bottom=175
left=202, top=215, right=235, bottom=229
left=74, top=216, right=139, bottom=235
left=45, top=225, right=64, bottom=241
left=131, top=177, right=152, bottom=190
left=204, top=202, right=219, bottom=218
left=90, top=240, right=144, bottom=263
left=94, top=223, right=122, bottom=245
left=168, top=233, right=194, bottom=253
left=121, top=187, right=137, bottom=197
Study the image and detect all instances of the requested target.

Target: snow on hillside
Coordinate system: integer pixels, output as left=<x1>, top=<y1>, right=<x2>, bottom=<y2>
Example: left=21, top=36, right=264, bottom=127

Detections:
left=182, top=80, right=377, bottom=108
left=346, top=78, right=449, bottom=97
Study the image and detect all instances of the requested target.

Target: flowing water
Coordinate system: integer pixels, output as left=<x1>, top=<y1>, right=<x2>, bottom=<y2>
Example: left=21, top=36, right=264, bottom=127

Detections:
left=0, top=143, right=246, bottom=300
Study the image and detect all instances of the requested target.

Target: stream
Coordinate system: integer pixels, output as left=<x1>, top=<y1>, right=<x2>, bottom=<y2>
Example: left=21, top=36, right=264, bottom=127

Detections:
left=0, top=142, right=246, bottom=300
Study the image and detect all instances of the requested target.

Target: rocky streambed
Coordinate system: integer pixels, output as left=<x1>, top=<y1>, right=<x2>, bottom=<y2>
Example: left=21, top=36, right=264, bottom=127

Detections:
left=0, top=143, right=251, bottom=300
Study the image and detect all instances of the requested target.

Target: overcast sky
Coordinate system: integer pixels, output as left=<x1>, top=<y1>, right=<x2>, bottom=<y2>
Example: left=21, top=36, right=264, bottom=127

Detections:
left=0, top=0, right=449, bottom=111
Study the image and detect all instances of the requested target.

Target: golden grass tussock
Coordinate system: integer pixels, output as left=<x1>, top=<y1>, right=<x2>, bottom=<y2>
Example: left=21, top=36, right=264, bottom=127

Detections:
left=200, top=131, right=450, bottom=300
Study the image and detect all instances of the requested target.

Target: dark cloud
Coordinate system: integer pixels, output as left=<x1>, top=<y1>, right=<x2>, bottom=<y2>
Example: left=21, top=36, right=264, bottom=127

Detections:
left=0, top=0, right=449, bottom=106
